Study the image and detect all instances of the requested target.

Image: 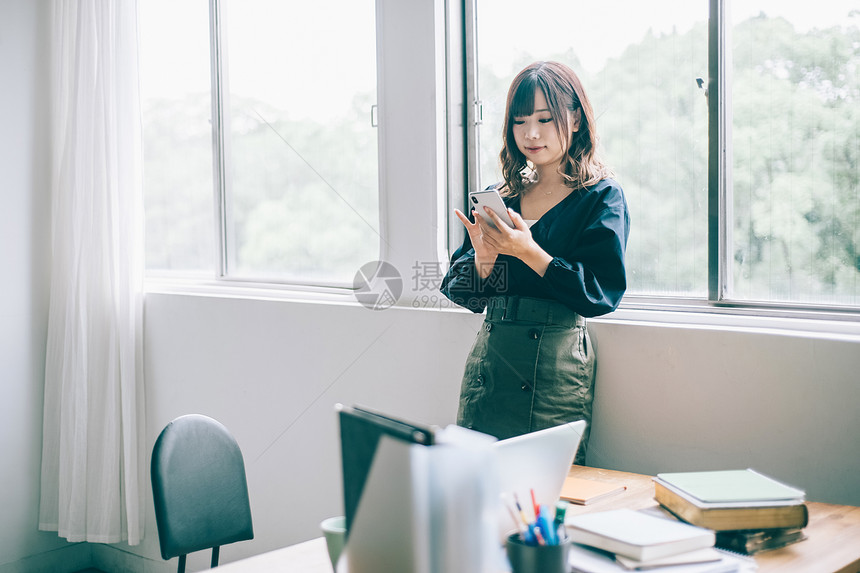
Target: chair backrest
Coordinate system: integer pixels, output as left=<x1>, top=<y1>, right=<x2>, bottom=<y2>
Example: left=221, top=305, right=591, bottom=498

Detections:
left=151, top=414, right=254, bottom=567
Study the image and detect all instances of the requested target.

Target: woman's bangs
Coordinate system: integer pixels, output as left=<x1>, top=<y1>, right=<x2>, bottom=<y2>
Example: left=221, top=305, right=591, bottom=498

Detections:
left=510, top=75, right=539, bottom=118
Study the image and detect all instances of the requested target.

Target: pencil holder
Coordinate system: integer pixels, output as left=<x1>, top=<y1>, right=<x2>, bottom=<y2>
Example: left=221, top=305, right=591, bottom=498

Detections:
left=505, top=533, right=572, bottom=573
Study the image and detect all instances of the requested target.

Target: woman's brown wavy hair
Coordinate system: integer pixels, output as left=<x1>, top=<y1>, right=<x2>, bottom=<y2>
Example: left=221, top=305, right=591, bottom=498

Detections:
left=499, top=61, right=610, bottom=197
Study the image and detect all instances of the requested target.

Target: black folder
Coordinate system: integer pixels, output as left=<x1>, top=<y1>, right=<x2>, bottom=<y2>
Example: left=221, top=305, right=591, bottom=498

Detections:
left=337, top=404, right=436, bottom=534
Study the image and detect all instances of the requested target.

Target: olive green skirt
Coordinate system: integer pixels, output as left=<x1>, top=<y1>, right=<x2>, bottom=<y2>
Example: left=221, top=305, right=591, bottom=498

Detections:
left=457, top=296, right=595, bottom=465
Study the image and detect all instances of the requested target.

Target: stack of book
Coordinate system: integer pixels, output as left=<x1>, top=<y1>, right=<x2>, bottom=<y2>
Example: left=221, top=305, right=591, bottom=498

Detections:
left=653, top=468, right=808, bottom=555
left=565, top=509, right=754, bottom=571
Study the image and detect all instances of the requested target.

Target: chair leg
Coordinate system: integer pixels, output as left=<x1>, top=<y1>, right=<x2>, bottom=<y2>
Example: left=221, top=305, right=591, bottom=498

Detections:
left=211, top=546, right=220, bottom=568
left=177, top=554, right=186, bottom=573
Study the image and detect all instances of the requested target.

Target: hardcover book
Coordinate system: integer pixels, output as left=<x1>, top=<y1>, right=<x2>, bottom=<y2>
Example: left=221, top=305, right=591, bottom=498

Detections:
left=715, top=527, right=807, bottom=555
left=653, top=470, right=809, bottom=531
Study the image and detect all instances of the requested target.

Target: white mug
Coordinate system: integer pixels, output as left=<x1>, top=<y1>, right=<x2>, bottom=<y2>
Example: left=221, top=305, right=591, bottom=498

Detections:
left=320, top=515, right=347, bottom=571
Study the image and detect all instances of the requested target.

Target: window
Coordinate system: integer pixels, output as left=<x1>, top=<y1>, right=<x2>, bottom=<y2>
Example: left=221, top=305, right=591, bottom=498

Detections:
left=140, top=0, right=215, bottom=275
left=474, top=0, right=709, bottom=298
left=472, top=0, right=860, bottom=311
left=140, top=0, right=380, bottom=286
left=140, top=0, right=858, bottom=313
left=728, top=2, right=859, bottom=306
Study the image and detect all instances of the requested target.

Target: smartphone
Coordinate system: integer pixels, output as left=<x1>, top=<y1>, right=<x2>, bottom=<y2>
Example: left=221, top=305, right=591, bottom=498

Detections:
left=468, top=189, right=515, bottom=229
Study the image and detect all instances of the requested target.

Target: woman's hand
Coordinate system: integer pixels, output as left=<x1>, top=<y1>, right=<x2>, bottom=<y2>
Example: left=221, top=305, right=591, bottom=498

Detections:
left=454, top=208, right=500, bottom=278
left=477, top=207, right=554, bottom=277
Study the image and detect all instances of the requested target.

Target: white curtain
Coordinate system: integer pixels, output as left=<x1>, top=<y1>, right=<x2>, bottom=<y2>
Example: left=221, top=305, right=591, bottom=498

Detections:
left=39, top=0, right=146, bottom=545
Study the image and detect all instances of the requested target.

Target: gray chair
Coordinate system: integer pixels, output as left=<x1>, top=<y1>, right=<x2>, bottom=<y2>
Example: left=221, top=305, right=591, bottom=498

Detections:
left=151, top=414, right=254, bottom=573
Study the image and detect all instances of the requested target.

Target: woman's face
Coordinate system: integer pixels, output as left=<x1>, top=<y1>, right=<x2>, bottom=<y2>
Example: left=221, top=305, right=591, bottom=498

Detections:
left=512, top=88, right=579, bottom=169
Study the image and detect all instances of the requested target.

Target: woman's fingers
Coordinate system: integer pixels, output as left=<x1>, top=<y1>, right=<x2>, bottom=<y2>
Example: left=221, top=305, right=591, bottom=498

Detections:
left=454, top=208, right=469, bottom=224
left=456, top=209, right=493, bottom=250
left=508, top=208, right=529, bottom=232
left=482, top=233, right=499, bottom=249
left=456, top=209, right=485, bottom=239
left=481, top=207, right=507, bottom=231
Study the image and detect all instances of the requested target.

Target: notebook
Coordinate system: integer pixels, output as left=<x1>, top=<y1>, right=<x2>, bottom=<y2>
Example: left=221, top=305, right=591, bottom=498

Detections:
left=566, top=509, right=715, bottom=561
left=561, top=476, right=627, bottom=505
left=493, top=420, right=586, bottom=539
left=654, top=468, right=805, bottom=507
left=569, top=542, right=754, bottom=573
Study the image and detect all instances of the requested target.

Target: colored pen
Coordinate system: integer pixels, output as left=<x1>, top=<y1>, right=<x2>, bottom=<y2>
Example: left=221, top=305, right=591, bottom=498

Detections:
left=512, top=494, right=536, bottom=543
left=523, top=524, right=536, bottom=545
left=539, top=506, right=558, bottom=545
left=504, top=497, right=529, bottom=541
left=554, top=500, right=569, bottom=542
left=513, top=493, right=531, bottom=526
left=530, top=488, right=540, bottom=519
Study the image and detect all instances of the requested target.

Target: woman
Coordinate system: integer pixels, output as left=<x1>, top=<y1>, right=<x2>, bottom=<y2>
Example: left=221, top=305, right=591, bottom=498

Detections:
left=440, top=61, right=629, bottom=465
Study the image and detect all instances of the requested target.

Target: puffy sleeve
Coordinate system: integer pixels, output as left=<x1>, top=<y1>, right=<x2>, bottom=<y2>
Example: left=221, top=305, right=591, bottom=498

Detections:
left=543, top=186, right=629, bottom=317
left=439, top=230, right=505, bottom=313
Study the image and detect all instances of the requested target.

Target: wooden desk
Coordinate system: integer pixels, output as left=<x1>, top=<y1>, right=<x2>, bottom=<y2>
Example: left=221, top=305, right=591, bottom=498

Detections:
left=216, top=536, right=330, bottom=572
left=217, top=466, right=860, bottom=573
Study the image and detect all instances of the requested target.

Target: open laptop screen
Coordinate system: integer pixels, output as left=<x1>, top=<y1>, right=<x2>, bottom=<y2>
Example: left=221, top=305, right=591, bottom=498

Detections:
left=493, top=420, right=586, bottom=538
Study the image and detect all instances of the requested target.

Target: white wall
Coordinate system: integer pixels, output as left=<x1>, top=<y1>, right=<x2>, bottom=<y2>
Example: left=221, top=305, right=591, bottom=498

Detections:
left=0, top=0, right=91, bottom=571
left=587, top=320, right=860, bottom=505
left=124, top=294, right=482, bottom=572
left=2, top=0, right=858, bottom=571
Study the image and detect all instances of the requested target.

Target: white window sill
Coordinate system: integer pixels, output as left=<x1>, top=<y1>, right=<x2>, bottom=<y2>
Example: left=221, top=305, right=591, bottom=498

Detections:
left=601, top=300, right=860, bottom=342
left=144, top=278, right=860, bottom=341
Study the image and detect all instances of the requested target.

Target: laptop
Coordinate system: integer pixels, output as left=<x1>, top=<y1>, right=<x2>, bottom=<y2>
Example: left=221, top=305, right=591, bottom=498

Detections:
left=493, top=420, right=587, bottom=539
left=337, top=404, right=584, bottom=541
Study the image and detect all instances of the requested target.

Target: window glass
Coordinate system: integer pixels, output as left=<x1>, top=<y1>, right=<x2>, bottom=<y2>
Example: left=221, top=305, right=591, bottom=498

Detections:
left=730, top=2, right=860, bottom=305
left=476, top=0, right=709, bottom=297
left=140, top=0, right=215, bottom=275
left=222, top=0, right=380, bottom=284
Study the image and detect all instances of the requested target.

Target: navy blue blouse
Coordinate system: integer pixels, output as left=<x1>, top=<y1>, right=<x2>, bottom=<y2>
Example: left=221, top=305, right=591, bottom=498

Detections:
left=440, top=178, right=630, bottom=317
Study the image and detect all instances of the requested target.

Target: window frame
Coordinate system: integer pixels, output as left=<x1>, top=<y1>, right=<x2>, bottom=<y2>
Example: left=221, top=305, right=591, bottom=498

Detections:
left=146, top=0, right=453, bottom=307
left=205, top=0, right=386, bottom=290
left=703, top=0, right=860, bottom=321
left=209, top=0, right=229, bottom=280
left=142, top=0, right=453, bottom=301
